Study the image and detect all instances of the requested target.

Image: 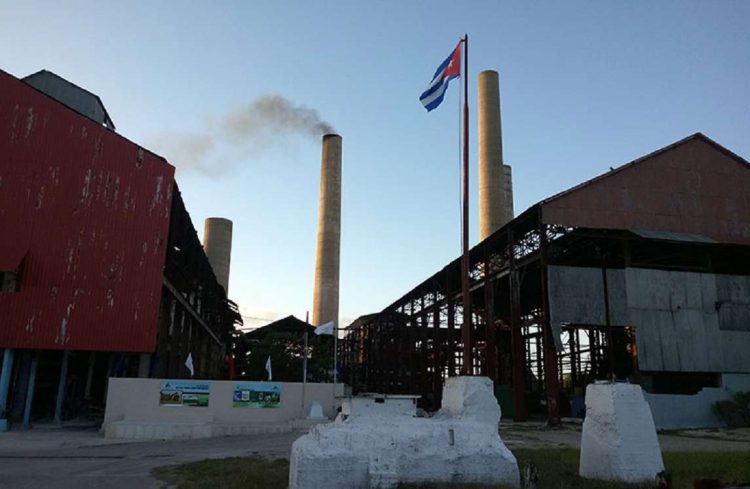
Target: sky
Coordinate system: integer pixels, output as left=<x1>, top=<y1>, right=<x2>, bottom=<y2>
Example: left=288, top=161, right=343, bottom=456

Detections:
left=1, top=1, right=749, bottom=329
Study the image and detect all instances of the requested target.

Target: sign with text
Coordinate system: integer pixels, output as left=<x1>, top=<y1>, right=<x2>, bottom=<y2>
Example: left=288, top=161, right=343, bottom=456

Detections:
left=233, top=382, right=281, bottom=408
left=159, top=380, right=210, bottom=407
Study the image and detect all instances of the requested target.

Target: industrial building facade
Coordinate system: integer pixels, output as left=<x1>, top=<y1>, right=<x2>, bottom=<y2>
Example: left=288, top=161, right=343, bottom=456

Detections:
left=0, top=70, right=240, bottom=427
left=341, top=133, right=750, bottom=425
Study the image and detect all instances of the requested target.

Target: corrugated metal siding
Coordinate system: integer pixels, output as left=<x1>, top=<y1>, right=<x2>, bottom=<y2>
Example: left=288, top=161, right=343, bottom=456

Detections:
left=541, top=137, right=750, bottom=244
left=0, top=70, right=174, bottom=352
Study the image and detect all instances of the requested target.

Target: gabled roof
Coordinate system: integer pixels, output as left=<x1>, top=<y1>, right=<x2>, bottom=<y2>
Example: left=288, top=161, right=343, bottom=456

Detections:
left=22, top=70, right=115, bottom=130
left=245, top=315, right=314, bottom=339
left=538, top=132, right=750, bottom=245
left=541, top=132, right=750, bottom=207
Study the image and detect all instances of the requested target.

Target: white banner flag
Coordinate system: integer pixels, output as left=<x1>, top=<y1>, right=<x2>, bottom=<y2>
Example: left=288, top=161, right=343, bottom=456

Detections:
left=315, top=321, right=334, bottom=336
left=265, top=355, right=272, bottom=381
left=185, top=353, right=194, bottom=377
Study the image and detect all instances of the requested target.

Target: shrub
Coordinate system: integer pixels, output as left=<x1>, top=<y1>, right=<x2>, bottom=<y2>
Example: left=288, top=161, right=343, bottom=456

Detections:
left=714, top=391, right=750, bottom=428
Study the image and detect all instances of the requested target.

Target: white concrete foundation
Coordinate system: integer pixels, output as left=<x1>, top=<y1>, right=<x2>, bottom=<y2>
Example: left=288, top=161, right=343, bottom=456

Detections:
left=579, top=382, right=664, bottom=482
left=289, top=376, right=519, bottom=489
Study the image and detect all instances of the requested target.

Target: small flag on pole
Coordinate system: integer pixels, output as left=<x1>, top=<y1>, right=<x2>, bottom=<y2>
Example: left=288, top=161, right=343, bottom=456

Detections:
left=419, top=41, right=462, bottom=112
left=265, top=355, right=272, bottom=381
left=314, top=321, right=334, bottom=336
left=185, top=353, right=194, bottom=377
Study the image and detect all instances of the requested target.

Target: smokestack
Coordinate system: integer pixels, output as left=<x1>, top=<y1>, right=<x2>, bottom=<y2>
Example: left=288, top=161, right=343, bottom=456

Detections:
left=203, top=217, right=233, bottom=294
left=503, top=164, right=514, bottom=220
left=312, top=134, right=342, bottom=328
left=478, top=70, right=513, bottom=240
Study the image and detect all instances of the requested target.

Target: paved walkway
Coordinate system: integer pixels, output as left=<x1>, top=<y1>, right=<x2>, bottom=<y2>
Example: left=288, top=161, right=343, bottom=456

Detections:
left=0, top=426, right=300, bottom=489
left=0, top=423, right=748, bottom=488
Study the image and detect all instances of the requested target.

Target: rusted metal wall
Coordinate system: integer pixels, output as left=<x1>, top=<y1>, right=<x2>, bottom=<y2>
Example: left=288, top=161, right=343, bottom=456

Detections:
left=0, top=70, right=175, bottom=352
left=542, top=135, right=750, bottom=245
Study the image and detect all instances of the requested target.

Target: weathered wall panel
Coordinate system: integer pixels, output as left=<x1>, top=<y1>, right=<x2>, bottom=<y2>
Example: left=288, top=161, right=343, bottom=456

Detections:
left=541, top=136, right=750, bottom=245
left=717, top=275, right=750, bottom=331
left=549, top=265, right=750, bottom=373
left=0, top=70, right=174, bottom=352
left=626, top=268, right=750, bottom=372
left=548, top=265, right=628, bottom=327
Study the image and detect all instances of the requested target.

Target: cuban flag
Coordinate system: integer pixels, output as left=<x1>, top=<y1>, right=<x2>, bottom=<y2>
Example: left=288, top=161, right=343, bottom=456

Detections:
left=419, top=42, right=462, bottom=112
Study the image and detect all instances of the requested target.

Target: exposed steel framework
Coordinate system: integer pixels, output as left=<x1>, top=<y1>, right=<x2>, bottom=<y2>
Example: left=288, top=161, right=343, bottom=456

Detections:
left=340, top=133, right=750, bottom=422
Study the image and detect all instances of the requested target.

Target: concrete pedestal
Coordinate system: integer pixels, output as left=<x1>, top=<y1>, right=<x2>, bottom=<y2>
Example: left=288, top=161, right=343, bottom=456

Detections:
left=289, top=376, right=519, bottom=489
left=579, top=382, right=664, bottom=482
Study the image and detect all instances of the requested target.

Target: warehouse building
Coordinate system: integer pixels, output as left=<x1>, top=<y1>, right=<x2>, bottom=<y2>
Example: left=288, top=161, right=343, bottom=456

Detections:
left=0, top=70, right=241, bottom=429
left=341, top=133, right=750, bottom=428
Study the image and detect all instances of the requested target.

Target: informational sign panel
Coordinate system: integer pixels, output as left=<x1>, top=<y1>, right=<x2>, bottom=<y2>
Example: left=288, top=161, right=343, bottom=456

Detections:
left=233, top=382, right=281, bottom=408
left=159, top=380, right=210, bottom=407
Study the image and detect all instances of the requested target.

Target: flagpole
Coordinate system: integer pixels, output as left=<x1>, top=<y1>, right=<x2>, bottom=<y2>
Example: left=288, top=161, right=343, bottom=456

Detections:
left=460, top=34, right=472, bottom=376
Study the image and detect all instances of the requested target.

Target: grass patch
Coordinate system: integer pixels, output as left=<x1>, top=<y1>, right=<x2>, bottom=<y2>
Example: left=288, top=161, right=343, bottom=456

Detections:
left=152, top=457, right=289, bottom=489
left=152, top=449, right=750, bottom=489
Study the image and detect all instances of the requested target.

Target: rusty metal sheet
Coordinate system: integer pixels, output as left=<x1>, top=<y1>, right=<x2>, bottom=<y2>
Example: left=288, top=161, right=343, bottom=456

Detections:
left=541, top=135, right=750, bottom=245
left=0, top=70, right=174, bottom=352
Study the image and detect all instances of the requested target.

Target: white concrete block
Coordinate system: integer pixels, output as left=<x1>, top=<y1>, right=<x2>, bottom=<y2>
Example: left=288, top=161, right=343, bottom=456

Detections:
left=580, top=382, right=664, bottom=482
left=289, top=376, right=519, bottom=489
left=341, top=394, right=418, bottom=419
left=307, top=401, right=325, bottom=419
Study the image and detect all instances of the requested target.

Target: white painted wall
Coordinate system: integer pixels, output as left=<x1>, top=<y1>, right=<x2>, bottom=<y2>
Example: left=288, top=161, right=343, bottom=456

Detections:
left=644, top=388, right=728, bottom=429
left=104, top=378, right=344, bottom=425
left=643, top=373, right=750, bottom=429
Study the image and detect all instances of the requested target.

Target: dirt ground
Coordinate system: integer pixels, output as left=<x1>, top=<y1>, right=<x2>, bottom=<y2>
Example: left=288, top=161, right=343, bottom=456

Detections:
left=500, top=420, right=750, bottom=452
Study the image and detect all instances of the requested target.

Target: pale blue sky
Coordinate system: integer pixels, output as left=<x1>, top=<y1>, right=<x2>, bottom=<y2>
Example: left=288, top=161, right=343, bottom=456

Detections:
left=2, top=1, right=748, bottom=328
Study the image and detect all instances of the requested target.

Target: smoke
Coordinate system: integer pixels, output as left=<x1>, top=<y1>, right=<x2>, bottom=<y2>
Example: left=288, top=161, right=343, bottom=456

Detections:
left=146, top=95, right=333, bottom=177
left=146, top=132, right=216, bottom=175
left=224, top=95, right=333, bottom=142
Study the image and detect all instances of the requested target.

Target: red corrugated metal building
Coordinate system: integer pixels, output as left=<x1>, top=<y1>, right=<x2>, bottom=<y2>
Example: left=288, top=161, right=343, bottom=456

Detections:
left=0, top=70, right=240, bottom=428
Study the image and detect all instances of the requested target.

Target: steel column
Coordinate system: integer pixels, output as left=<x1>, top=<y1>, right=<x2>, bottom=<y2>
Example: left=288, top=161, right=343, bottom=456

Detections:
left=0, top=348, right=14, bottom=431
left=539, top=222, right=561, bottom=426
left=54, top=350, right=70, bottom=424
left=509, top=228, right=527, bottom=421
left=23, top=352, right=38, bottom=429
left=483, top=247, right=497, bottom=381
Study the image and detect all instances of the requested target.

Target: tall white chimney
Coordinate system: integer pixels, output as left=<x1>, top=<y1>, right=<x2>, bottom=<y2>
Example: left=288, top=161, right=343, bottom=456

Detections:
left=203, top=217, right=233, bottom=294
left=312, top=134, right=342, bottom=327
left=478, top=70, right=513, bottom=240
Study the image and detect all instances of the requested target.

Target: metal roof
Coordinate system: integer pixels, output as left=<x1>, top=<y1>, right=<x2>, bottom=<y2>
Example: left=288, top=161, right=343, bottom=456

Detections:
left=540, top=133, right=750, bottom=207
left=540, top=133, right=750, bottom=245
left=630, top=229, right=717, bottom=244
left=245, top=315, right=314, bottom=339
left=22, top=70, right=116, bottom=130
